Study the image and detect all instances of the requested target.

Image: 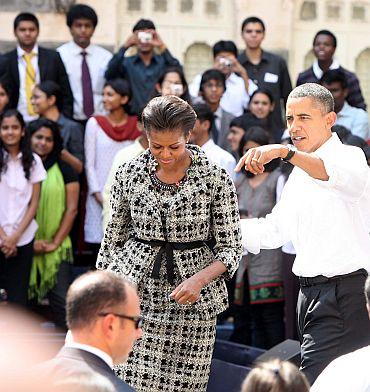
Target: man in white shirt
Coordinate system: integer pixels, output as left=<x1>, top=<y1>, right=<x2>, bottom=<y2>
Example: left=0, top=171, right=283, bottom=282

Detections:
left=235, top=83, right=370, bottom=384
left=57, top=4, right=112, bottom=123
left=311, top=276, right=370, bottom=392
left=191, top=103, right=236, bottom=178
left=189, top=40, right=257, bottom=117
left=40, top=270, right=141, bottom=391
left=321, top=69, right=370, bottom=140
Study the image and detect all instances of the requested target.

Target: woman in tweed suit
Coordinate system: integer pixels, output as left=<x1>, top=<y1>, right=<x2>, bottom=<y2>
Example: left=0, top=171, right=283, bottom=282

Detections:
left=97, top=95, right=242, bottom=392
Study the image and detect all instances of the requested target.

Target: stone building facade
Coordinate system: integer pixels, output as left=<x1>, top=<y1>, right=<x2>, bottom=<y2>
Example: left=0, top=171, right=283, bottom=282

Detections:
left=1, top=0, right=370, bottom=106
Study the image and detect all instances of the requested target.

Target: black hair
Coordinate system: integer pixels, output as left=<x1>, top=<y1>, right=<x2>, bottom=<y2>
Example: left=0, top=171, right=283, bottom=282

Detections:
left=155, top=67, right=191, bottom=103
left=313, top=30, right=337, bottom=48
left=104, top=78, right=132, bottom=100
left=199, top=69, right=226, bottom=93
left=66, top=4, right=98, bottom=28
left=192, top=103, right=214, bottom=126
left=249, top=88, right=275, bottom=106
left=14, top=12, right=39, bottom=31
left=344, top=134, right=367, bottom=149
left=241, top=16, right=265, bottom=33
left=66, top=271, right=128, bottom=330
left=213, top=40, right=238, bottom=58
left=142, top=95, right=196, bottom=136
left=230, top=116, right=247, bottom=131
left=0, top=78, right=11, bottom=113
left=28, top=118, right=64, bottom=170
left=133, top=18, right=156, bottom=32
left=35, top=80, right=62, bottom=112
left=363, top=145, right=370, bottom=162
left=320, top=69, right=348, bottom=89
left=0, top=109, right=34, bottom=180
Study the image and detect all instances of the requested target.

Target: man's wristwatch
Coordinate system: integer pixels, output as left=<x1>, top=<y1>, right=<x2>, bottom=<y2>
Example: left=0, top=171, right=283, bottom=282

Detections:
left=281, top=144, right=297, bottom=162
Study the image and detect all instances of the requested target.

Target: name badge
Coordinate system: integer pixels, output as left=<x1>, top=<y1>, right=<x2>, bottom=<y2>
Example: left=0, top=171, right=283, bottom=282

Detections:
left=264, top=72, right=279, bottom=83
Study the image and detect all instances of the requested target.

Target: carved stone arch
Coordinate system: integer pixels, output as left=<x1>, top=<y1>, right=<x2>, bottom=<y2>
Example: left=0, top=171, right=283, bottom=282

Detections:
left=184, top=43, right=213, bottom=82
left=355, top=48, right=370, bottom=110
left=304, top=49, right=315, bottom=69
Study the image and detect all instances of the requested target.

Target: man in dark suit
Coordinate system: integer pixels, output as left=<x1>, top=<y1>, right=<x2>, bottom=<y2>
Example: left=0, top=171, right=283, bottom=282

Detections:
left=40, top=271, right=142, bottom=391
left=1, top=12, right=73, bottom=121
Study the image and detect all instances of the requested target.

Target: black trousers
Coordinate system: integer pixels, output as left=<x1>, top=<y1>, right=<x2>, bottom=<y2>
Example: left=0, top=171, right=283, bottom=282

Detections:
left=0, top=241, right=34, bottom=306
left=297, top=270, right=370, bottom=385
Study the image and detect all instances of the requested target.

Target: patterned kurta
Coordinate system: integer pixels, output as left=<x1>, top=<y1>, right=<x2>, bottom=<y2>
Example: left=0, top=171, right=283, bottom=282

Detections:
left=97, top=145, right=242, bottom=392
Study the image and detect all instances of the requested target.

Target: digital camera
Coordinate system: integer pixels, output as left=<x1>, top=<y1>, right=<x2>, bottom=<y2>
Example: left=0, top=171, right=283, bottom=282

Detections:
left=219, top=57, right=232, bottom=68
left=170, top=83, right=184, bottom=96
left=138, top=31, right=153, bottom=43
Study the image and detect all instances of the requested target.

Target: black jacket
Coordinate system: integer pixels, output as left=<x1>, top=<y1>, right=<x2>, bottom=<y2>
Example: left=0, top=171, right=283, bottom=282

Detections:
left=1, top=47, right=73, bottom=118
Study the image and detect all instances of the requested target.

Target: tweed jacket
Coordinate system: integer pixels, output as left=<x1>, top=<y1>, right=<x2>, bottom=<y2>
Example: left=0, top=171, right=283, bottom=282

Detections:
left=97, top=145, right=242, bottom=316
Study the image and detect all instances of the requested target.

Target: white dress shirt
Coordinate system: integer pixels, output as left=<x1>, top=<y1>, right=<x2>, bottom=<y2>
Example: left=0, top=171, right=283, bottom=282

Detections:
left=65, top=335, right=113, bottom=368
left=189, top=72, right=257, bottom=117
left=201, top=138, right=236, bottom=179
left=241, top=133, right=370, bottom=277
left=336, top=101, right=370, bottom=140
left=311, top=345, right=370, bottom=392
left=57, top=41, right=112, bottom=120
left=17, top=45, right=40, bottom=122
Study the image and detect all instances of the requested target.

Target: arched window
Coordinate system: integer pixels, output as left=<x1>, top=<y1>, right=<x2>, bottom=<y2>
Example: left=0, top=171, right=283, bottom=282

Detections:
left=304, top=49, right=315, bottom=69
left=300, top=1, right=317, bottom=20
left=355, top=48, right=370, bottom=110
left=184, top=43, right=213, bottom=83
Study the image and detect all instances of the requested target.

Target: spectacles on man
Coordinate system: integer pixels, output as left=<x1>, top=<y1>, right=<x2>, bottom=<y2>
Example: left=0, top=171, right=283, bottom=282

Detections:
left=98, top=312, right=143, bottom=329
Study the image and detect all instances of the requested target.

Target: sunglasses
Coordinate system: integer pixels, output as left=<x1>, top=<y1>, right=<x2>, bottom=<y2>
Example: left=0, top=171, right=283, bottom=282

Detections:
left=98, top=312, right=143, bottom=329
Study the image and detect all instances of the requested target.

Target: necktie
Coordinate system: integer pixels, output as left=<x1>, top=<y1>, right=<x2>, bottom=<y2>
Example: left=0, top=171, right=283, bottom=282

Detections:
left=23, top=52, right=36, bottom=115
left=81, top=51, right=94, bottom=118
left=210, top=113, right=219, bottom=144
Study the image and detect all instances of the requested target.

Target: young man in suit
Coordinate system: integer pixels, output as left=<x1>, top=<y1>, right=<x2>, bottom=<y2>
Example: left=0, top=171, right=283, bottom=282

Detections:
left=1, top=13, right=73, bottom=121
left=57, top=4, right=112, bottom=124
left=40, top=270, right=142, bottom=391
left=198, top=69, right=235, bottom=152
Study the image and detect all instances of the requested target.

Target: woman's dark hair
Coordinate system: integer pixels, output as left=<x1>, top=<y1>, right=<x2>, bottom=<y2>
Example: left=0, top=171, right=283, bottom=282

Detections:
left=14, top=12, right=39, bottom=31
left=230, top=116, right=248, bottom=131
left=199, top=69, right=226, bottom=93
left=0, top=109, right=34, bottom=180
left=104, top=78, right=132, bottom=100
left=155, top=67, right=191, bottom=103
left=28, top=118, right=64, bottom=156
left=35, top=80, right=63, bottom=112
left=0, top=78, right=11, bottom=113
left=213, top=40, right=238, bottom=58
left=249, top=88, right=275, bottom=106
left=239, top=126, right=278, bottom=173
left=66, top=4, right=98, bottom=28
left=132, top=18, right=156, bottom=32
left=313, top=29, right=337, bottom=48
left=142, top=95, right=196, bottom=136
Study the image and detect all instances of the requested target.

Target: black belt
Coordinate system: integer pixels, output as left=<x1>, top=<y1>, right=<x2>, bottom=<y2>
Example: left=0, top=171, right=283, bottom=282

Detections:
left=299, top=269, right=367, bottom=288
left=134, top=238, right=211, bottom=284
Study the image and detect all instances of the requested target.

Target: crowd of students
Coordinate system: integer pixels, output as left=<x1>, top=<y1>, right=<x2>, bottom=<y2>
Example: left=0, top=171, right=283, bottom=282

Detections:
left=0, top=4, right=369, bottom=348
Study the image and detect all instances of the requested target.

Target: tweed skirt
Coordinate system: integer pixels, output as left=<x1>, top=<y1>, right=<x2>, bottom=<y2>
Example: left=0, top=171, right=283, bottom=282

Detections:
left=114, top=268, right=217, bottom=392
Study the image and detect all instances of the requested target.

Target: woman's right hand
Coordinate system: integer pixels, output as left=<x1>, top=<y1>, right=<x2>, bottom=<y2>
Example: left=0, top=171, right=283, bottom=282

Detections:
left=34, top=240, right=47, bottom=254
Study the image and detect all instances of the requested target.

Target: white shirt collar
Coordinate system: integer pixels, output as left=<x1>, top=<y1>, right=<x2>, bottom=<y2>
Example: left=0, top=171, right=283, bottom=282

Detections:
left=65, top=333, right=114, bottom=368
left=312, top=59, right=340, bottom=79
left=315, top=132, right=341, bottom=156
left=202, top=138, right=215, bottom=149
left=17, top=44, right=39, bottom=59
left=226, top=73, right=239, bottom=84
left=69, top=40, right=93, bottom=55
left=214, top=105, right=223, bottom=118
